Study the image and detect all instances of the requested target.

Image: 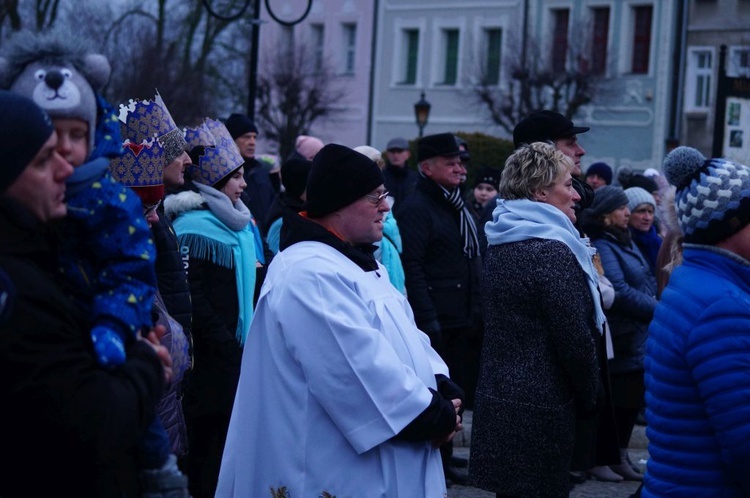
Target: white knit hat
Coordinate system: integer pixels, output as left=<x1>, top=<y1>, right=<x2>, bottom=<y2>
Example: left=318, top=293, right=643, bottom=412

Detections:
left=624, top=187, right=655, bottom=213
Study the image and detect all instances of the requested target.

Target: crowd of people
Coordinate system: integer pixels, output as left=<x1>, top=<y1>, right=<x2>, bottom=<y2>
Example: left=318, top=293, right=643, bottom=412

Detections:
left=2, top=28, right=750, bottom=498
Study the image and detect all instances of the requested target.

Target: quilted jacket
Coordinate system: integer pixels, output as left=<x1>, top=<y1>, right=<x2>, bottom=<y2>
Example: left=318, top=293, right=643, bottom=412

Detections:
left=644, top=245, right=750, bottom=497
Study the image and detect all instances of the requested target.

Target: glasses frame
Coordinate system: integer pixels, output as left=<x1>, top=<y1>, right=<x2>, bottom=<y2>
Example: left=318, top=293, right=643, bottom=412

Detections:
left=363, top=191, right=389, bottom=206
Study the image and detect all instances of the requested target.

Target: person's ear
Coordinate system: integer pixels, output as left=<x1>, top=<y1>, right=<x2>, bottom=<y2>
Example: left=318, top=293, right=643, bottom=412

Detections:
left=532, top=188, right=547, bottom=203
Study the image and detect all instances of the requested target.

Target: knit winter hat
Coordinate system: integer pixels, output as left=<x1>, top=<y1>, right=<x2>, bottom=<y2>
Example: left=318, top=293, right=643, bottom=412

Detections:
left=224, top=113, right=258, bottom=139
left=663, top=146, right=750, bottom=244
left=586, top=162, right=613, bottom=185
left=473, top=167, right=501, bottom=190
left=281, top=156, right=312, bottom=198
left=624, top=187, right=655, bottom=213
left=304, top=144, right=384, bottom=218
left=0, top=90, right=54, bottom=192
left=0, top=29, right=110, bottom=160
left=587, top=185, right=629, bottom=218
left=295, top=135, right=324, bottom=160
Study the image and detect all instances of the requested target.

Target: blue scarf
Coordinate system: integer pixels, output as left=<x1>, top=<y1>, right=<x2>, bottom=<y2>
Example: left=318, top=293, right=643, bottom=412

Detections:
left=630, top=225, right=662, bottom=273
left=485, top=198, right=606, bottom=336
left=173, top=201, right=257, bottom=346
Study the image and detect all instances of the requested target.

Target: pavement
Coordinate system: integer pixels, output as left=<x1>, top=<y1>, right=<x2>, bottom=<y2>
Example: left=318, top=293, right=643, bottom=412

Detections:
left=447, top=411, right=648, bottom=498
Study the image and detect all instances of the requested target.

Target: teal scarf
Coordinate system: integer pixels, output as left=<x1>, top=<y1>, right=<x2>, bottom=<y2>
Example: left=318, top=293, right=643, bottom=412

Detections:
left=485, top=198, right=606, bottom=336
left=174, top=208, right=257, bottom=345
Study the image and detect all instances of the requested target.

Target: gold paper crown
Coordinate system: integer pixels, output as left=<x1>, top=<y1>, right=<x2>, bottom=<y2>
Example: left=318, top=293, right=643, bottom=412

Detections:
left=187, top=118, right=245, bottom=186
left=110, top=93, right=186, bottom=188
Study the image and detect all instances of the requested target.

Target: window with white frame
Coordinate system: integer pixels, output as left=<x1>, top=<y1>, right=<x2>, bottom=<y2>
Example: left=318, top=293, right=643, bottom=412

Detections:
left=398, top=28, right=419, bottom=85
left=342, top=23, right=356, bottom=75
left=440, top=28, right=460, bottom=85
left=590, top=6, right=610, bottom=75
left=630, top=4, right=652, bottom=74
left=280, top=25, right=294, bottom=59
left=551, top=8, right=570, bottom=73
left=483, top=28, right=503, bottom=85
left=398, top=28, right=420, bottom=85
left=310, top=24, right=325, bottom=72
left=728, top=46, right=750, bottom=78
left=685, top=47, right=713, bottom=112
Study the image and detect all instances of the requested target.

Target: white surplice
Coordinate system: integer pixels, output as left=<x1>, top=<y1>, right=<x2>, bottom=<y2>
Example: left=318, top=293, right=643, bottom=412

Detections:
left=216, top=242, right=449, bottom=498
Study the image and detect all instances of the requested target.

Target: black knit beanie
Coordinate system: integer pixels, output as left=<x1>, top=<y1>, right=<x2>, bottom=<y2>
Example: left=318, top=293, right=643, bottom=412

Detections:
left=224, top=113, right=258, bottom=139
left=587, top=185, right=629, bottom=218
left=304, top=144, right=385, bottom=218
left=281, top=156, right=312, bottom=199
left=0, top=90, right=55, bottom=192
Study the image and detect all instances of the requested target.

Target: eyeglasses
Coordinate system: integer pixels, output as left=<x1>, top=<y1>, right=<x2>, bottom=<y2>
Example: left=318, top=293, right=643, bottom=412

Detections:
left=364, top=191, right=389, bottom=205
left=143, top=199, right=161, bottom=217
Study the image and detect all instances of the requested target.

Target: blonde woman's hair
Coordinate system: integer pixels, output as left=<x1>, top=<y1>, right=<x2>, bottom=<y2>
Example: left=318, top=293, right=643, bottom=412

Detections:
left=499, top=142, right=573, bottom=200
left=353, top=145, right=385, bottom=170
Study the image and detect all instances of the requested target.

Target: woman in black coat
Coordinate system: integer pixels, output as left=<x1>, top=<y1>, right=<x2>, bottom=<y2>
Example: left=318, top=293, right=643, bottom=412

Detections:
left=469, top=143, right=603, bottom=497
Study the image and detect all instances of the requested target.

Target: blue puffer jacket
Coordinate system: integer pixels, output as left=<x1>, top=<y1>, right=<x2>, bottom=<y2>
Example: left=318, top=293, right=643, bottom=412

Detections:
left=593, top=231, right=657, bottom=374
left=644, top=245, right=750, bottom=497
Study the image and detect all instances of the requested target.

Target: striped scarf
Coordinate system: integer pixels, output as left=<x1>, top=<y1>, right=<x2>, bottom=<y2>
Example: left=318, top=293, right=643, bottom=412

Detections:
left=442, top=186, right=479, bottom=258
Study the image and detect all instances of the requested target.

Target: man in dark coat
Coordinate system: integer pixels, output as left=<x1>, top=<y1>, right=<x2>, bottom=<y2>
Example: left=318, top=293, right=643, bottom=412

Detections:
left=398, top=132, right=482, bottom=485
left=0, top=90, right=169, bottom=497
left=382, top=136, right=417, bottom=219
left=224, top=113, right=276, bottom=233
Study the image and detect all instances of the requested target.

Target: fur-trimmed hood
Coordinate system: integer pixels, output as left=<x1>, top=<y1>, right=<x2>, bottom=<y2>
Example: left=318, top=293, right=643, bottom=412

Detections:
left=164, top=191, right=205, bottom=220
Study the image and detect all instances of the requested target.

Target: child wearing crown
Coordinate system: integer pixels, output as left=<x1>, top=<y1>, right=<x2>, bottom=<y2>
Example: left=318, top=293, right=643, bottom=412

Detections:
left=1, top=31, right=190, bottom=497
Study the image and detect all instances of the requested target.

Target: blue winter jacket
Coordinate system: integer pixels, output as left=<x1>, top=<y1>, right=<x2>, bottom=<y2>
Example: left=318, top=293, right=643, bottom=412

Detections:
left=644, top=245, right=750, bottom=497
left=593, top=232, right=657, bottom=374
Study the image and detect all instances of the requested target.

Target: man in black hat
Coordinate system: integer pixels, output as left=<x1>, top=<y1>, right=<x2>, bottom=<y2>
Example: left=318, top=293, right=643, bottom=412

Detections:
left=217, top=143, right=463, bottom=497
left=477, top=110, right=594, bottom=254
left=398, top=132, right=482, bottom=485
left=383, top=136, right=417, bottom=218
left=224, top=113, right=277, bottom=232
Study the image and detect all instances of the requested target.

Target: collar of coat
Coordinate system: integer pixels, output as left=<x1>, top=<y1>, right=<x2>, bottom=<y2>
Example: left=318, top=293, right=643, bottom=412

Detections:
left=280, top=210, right=379, bottom=272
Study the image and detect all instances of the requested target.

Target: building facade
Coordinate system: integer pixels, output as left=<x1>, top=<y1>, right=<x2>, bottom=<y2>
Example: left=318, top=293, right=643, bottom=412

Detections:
left=369, top=0, right=680, bottom=174
left=679, top=0, right=750, bottom=159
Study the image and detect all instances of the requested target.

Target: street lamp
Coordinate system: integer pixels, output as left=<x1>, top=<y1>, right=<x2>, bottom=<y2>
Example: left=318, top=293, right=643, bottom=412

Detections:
left=414, top=91, right=431, bottom=138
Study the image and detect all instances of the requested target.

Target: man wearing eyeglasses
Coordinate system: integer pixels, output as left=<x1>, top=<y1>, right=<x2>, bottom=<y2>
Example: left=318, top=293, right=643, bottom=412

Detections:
left=217, top=144, right=463, bottom=497
left=398, top=132, right=483, bottom=486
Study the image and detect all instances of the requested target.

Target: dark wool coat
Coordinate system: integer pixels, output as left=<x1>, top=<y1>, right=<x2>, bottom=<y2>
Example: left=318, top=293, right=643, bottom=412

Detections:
left=0, top=198, right=164, bottom=498
left=398, top=176, right=481, bottom=334
left=382, top=162, right=418, bottom=218
left=153, top=205, right=193, bottom=340
left=240, top=157, right=277, bottom=233
left=469, top=238, right=600, bottom=497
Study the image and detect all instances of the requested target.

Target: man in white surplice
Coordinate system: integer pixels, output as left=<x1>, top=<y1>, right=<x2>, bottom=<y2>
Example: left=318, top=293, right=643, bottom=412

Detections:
left=216, top=144, right=463, bottom=498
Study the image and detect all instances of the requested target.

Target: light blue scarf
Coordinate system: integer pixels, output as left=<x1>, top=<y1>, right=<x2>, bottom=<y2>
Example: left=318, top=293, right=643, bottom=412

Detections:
left=485, top=198, right=606, bottom=335
left=173, top=186, right=257, bottom=346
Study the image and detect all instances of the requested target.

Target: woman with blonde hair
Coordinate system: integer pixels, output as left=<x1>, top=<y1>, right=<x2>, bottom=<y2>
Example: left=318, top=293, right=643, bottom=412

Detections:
left=470, top=142, right=602, bottom=497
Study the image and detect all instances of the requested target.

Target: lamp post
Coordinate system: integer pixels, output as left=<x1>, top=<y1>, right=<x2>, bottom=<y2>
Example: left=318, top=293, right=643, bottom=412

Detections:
left=414, top=91, right=431, bottom=138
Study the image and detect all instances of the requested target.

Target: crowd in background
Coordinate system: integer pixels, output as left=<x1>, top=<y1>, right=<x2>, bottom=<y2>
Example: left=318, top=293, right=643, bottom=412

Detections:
left=3, top=28, right=750, bottom=498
